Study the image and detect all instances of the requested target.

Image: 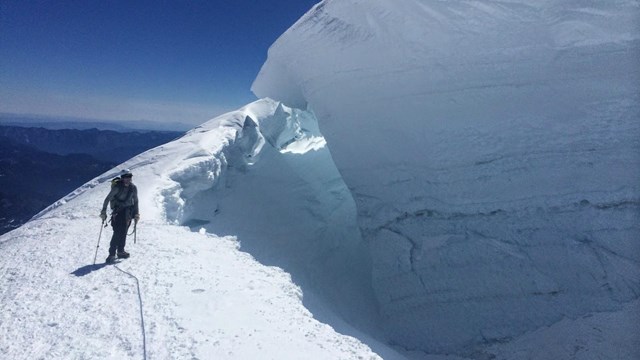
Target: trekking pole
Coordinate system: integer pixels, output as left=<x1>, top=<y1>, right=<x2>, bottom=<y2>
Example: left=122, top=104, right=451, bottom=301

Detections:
left=93, top=219, right=106, bottom=265
left=128, top=219, right=138, bottom=242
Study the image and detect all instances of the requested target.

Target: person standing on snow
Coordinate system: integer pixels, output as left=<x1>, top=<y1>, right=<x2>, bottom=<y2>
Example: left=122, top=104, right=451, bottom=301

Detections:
left=100, top=169, right=140, bottom=263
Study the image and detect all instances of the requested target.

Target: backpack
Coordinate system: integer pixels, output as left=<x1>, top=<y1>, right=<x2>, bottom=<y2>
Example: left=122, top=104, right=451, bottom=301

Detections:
left=111, top=176, right=122, bottom=188
left=109, top=177, right=133, bottom=210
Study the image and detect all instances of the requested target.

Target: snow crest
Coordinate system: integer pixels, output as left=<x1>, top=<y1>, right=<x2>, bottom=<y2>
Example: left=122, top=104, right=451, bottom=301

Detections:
left=160, top=99, right=330, bottom=225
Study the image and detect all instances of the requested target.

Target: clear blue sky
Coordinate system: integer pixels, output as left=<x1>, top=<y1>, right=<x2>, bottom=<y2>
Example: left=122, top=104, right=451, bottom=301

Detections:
left=0, top=0, right=319, bottom=127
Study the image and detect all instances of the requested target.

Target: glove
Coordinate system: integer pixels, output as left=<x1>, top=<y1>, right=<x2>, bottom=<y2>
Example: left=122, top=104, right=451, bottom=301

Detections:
left=134, top=213, right=140, bottom=222
left=100, top=213, right=107, bottom=222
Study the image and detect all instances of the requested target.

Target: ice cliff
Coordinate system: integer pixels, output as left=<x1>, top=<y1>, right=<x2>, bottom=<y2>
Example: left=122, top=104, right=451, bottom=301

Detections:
left=159, top=99, right=385, bottom=344
left=252, top=0, right=640, bottom=354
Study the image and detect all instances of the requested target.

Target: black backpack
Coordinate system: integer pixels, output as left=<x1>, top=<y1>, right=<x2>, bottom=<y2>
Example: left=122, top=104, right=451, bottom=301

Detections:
left=111, top=176, right=122, bottom=188
left=109, top=177, right=133, bottom=209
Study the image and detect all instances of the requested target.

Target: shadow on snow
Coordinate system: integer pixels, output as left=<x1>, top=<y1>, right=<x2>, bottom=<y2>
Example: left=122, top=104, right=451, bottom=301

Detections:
left=70, top=263, right=110, bottom=277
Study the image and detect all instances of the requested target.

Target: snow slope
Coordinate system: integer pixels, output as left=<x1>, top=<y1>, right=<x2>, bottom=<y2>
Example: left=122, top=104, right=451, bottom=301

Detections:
left=0, top=99, right=390, bottom=360
left=253, top=0, right=640, bottom=356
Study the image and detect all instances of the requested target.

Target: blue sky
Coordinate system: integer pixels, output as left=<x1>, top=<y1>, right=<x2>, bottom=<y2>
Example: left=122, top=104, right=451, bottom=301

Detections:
left=0, top=0, right=319, bottom=127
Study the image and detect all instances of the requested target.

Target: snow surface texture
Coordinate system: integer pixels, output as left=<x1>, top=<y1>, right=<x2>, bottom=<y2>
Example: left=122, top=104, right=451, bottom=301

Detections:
left=253, top=0, right=640, bottom=356
left=0, top=99, right=390, bottom=359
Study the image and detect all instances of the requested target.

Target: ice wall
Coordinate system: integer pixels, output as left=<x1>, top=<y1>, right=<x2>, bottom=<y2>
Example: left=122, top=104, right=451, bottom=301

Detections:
left=253, top=0, right=640, bottom=354
left=160, top=99, right=384, bottom=342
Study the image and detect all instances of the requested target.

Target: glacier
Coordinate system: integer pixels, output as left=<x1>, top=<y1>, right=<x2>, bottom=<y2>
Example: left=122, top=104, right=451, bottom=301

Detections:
left=253, top=0, right=640, bottom=355
left=2, top=0, right=639, bottom=359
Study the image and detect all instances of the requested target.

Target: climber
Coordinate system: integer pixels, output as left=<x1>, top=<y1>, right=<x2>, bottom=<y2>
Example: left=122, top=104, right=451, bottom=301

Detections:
left=100, top=169, right=140, bottom=263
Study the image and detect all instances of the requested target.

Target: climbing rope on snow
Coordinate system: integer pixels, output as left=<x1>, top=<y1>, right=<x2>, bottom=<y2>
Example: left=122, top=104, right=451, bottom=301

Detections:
left=114, top=265, right=148, bottom=360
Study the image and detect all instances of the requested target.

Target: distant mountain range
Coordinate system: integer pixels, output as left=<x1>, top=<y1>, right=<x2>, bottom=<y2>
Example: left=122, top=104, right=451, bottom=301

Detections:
left=0, top=113, right=194, bottom=132
left=0, top=125, right=184, bottom=234
left=0, top=126, right=182, bottom=163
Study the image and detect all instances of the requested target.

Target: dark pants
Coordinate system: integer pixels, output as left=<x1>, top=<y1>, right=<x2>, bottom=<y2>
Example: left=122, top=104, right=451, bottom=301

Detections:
left=109, top=208, right=131, bottom=255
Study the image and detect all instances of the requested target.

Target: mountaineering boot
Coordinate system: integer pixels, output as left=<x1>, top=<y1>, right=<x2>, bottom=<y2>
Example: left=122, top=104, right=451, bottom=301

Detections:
left=117, top=251, right=130, bottom=259
left=106, top=255, right=116, bottom=264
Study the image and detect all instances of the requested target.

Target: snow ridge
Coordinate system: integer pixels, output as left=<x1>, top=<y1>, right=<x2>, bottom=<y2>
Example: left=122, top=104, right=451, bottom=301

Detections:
left=0, top=98, right=384, bottom=360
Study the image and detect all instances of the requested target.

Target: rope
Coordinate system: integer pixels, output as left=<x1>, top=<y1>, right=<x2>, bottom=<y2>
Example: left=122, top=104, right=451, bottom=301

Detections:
left=127, top=220, right=137, bottom=237
left=114, top=265, right=148, bottom=360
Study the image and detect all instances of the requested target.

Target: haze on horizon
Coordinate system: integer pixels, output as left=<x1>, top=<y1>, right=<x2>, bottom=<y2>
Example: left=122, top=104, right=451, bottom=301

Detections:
left=0, top=1, right=319, bottom=129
